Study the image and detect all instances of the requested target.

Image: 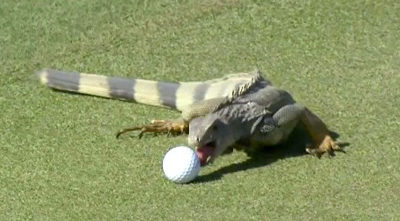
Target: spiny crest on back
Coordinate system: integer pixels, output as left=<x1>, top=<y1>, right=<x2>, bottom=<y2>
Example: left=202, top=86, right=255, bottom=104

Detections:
left=227, top=69, right=264, bottom=100
left=213, top=69, right=265, bottom=111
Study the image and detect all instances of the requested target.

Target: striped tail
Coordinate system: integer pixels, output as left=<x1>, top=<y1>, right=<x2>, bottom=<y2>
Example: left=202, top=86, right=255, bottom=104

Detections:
left=36, top=69, right=263, bottom=111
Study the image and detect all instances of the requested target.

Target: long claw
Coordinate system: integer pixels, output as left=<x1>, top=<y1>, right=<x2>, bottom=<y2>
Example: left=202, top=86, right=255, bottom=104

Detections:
left=306, top=147, right=323, bottom=158
left=116, top=119, right=188, bottom=139
left=306, top=135, right=343, bottom=158
left=116, top=127, right=141, bottom=138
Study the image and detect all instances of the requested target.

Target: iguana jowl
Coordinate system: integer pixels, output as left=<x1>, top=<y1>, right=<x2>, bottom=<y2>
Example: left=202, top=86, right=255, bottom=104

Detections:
left=36, top=69, right=341, bottom=165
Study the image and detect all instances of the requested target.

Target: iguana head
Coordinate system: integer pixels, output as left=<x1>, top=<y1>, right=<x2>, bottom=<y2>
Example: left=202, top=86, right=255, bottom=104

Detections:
left=188, top=113, right=237, bottom=166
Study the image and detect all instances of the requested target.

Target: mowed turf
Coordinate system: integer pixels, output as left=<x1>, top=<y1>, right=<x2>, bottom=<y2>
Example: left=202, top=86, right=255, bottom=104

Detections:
left=1, top=0, right=399, bottom=220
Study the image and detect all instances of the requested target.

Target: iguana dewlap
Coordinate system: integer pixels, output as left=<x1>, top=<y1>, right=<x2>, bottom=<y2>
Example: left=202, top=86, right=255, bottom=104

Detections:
left=36, top=69, right=341, bottom=166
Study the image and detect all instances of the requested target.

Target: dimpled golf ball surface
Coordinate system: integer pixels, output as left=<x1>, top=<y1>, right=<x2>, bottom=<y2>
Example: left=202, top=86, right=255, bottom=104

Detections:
left=162, top=146, right=200, bottom=184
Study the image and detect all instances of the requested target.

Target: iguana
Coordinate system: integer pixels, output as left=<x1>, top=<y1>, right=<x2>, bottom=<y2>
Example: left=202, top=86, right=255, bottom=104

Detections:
left=36, top=69, right=341, bottom=165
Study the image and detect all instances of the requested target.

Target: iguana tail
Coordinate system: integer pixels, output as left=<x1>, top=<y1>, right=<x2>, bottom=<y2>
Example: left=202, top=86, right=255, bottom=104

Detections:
left=36, top=69, right=263, bottom=111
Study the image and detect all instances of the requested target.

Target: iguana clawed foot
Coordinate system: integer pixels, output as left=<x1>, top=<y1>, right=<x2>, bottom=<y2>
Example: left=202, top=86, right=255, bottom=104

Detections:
left=305, top=135, right=342, bottom=158
left=116, top=119, right=188, bottom=138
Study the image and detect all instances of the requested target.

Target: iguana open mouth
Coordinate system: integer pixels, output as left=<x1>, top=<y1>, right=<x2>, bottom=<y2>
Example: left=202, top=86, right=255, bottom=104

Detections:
left=195, top=142, right=215, bottom=166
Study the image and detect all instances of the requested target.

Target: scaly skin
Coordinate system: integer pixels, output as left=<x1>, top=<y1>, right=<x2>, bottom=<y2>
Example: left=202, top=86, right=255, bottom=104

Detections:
left=187, top=80, right=342, bottom=164
left=36, top=69, right=342, bottom=165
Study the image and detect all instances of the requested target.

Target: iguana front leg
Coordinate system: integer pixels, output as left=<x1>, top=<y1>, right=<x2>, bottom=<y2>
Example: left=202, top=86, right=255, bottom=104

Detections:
left=300, top=108, right=341, bottom=157
left=116, top=119, right=188, bottom=138
left=116, top=98, right=226, bottom=138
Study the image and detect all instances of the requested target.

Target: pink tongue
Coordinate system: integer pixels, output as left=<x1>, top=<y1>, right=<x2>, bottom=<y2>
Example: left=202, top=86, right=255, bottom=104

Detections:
left=195, top=145, right=214, bottom=166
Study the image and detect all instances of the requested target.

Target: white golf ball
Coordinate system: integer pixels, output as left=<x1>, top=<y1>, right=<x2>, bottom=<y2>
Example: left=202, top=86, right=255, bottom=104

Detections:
left=162, top=146, right=200, bottom=184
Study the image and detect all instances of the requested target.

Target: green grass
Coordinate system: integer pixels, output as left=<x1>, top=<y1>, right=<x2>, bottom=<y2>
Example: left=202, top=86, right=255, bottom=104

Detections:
left=1, top=0, right=399, bottom=220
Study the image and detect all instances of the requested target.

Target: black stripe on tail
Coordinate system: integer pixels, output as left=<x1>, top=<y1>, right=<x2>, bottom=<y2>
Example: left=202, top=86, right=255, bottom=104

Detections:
left=193, top=83, right=209, bottom=102
left=46, top=69, right=80, bottom=91
left=157, top=81, right=180, bottom=108
left=107, top=76, right=136, bottom=100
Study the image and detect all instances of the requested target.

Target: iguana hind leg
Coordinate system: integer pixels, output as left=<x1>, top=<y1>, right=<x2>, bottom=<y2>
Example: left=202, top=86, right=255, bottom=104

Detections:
left=300, top=108, right=342, bottom=157
left=116, top=119, right=188, bottom=138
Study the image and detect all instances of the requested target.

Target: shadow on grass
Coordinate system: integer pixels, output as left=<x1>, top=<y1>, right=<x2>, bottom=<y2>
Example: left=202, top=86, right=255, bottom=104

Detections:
left=194, top=128, right=349, bottom=184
